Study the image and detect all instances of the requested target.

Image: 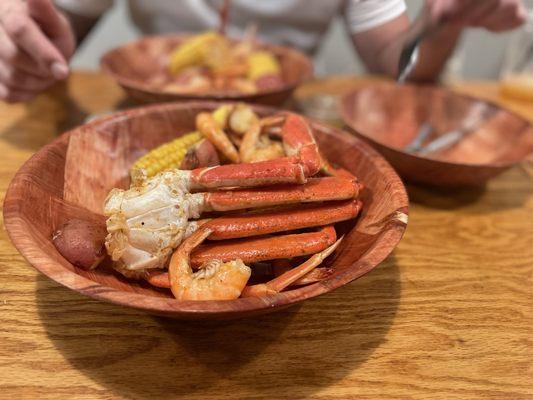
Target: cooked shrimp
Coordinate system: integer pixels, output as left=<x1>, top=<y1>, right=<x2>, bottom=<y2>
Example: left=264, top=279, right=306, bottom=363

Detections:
left=239, top=116, right=286, bottom=163
left=241, top=236, right=342, bottom=297
left=196, top=112, right=240, bottom=163
left=168, top=227, right=251, bottom=300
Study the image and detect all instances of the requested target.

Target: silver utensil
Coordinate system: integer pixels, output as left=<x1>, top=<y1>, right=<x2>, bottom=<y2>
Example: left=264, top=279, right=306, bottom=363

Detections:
left=398, top=39, right=422, bottom=83
left=397, top=10, right=434, bottom=83
left=404, top=122, right=433, bottom=152
left=418, top=103, right=491, bottom=155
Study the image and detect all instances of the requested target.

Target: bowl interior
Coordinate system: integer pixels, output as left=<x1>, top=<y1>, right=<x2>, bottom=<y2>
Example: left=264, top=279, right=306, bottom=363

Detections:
left=101, top=35, right=313, bottom=98
left=341, top=84, right=533, bottom=167
left=4, top=102, right=408, bottom=318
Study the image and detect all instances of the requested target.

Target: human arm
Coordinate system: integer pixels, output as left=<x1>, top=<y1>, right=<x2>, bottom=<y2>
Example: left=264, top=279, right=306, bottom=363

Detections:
left=347, top=0, right=527, bottom=82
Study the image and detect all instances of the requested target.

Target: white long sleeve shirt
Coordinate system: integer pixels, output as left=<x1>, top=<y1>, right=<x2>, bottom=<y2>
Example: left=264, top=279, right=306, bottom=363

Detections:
left=55, top=0, right=406, bottom=53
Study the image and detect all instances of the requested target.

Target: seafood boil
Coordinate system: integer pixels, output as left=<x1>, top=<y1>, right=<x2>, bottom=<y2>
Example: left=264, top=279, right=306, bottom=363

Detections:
left=155, top=30, right=285, bottom=95
left=53, top=105, right=364, bottom=301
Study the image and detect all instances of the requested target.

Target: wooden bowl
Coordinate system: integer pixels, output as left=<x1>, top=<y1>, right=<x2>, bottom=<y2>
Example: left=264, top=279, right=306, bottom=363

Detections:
left=340, top=83, right=533, bottom=187
left=3, top=102, right=408, bottom=320
left=100, top=34, right=313, bottom=106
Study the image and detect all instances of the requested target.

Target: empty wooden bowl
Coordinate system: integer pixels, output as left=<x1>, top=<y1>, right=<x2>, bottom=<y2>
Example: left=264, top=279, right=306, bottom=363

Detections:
left=340, top=83, right=533, bottom=187
left=100, top=34, right=313, bottom=105
left=4, top=102, right=408, bottom=320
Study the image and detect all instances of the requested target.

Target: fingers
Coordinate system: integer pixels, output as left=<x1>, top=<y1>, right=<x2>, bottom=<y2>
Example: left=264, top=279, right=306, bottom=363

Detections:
left=455, top=0, right=526, bottom=30
left=1, top=13, right=68, bottom=79
left=0, top=61, right=54, bottom=92
left=0, top=83, right=37, bottom=103
left=0, top=0, right=70, bottom=78
left=477, top=0, right=528, bottom=32
left=425, top=0, right=465, bottom=25
left=28, top=0, right=76, bottom=59
left=0, top=0, right=72, bottom=103
left=461, top=0, right=499, bottom=26
left=428, top=0, right=528, bottom=31
left=0, top=26, right=50, bottom=77
left=28, top=0, right=66, bottom=36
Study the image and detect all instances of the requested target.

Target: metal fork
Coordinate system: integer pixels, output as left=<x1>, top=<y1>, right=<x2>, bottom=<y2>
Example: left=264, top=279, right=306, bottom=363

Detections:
left=403, top=122, right=433, bottom=152
left=418, top=103, right=491, bottom=155
left=397, top=9, right=435, bottom=83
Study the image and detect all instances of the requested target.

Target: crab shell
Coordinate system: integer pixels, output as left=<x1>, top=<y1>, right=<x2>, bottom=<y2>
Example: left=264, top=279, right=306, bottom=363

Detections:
left=103, top=170, right=203, bottom=276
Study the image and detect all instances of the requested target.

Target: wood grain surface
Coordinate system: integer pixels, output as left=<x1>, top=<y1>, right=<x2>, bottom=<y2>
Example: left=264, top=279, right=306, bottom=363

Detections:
left=339, top=83, right=533, bottom=187
left=1, top=72, right=532, bottom=399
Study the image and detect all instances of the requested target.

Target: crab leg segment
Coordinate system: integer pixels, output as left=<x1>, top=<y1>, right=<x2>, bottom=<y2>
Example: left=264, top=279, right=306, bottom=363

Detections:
left=271, top=259, right=334, bottom=286
left=280, top=113, right=324, bottom=176
left=241, top=236, right=343, bottom=297
left=190, top=156, right=306, bottom=189
left=190, top=225, right=336, bottom=267
left=203, top=177, right=360, bottom=211
left=205, top=199, right=362, bottom=240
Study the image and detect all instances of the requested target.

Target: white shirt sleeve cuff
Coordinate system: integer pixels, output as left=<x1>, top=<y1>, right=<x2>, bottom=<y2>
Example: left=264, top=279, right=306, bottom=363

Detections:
left=53, top=0, right=114, bottom=18
left=347, top=0, right=407, bottom=34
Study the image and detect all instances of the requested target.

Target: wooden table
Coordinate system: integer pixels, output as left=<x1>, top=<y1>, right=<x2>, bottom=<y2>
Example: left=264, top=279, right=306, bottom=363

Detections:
left=0, top=72, right=531, bottom=400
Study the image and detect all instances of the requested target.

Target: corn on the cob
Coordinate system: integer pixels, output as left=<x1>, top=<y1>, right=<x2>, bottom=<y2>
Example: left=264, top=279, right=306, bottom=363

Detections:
left=169, top=32, right=221, bottom=74
left=247, top=51, right=281, bottom=81
left=131, top=131, right=202, bottom=177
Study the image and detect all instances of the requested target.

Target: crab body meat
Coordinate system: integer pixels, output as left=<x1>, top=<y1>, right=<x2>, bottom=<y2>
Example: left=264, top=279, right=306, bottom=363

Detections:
left=104, top=171, right=203, bottom=275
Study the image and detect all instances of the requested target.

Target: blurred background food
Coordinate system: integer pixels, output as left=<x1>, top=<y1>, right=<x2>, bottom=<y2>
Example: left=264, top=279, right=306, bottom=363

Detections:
left=72, top=0, right=533, bottom=82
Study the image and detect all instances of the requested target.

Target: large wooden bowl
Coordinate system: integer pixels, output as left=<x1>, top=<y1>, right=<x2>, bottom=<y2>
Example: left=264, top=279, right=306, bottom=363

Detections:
left=3, top=102, right=408, bottom=320
left=101, top=34, right=313, bottom=105
left=340, top=83, right=533, bottom=187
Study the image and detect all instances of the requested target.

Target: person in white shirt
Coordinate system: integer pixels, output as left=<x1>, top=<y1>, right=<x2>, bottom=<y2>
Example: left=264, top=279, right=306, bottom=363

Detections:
left=0, top=0, right=527, bottom=103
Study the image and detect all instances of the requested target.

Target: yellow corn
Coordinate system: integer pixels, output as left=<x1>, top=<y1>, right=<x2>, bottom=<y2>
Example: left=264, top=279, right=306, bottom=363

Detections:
left=247, top=51, right=281, bottom=81
left=212, top=104, right=234, bottom=128
left=131, top=131, right=202, bottom=177
left=169, top=31, right=221, bottom=74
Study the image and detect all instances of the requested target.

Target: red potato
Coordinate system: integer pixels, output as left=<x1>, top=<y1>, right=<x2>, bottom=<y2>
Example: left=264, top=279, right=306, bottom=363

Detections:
left=180, top=138, right=220, bottom=170
left=52, top=219, right=107, bottom=270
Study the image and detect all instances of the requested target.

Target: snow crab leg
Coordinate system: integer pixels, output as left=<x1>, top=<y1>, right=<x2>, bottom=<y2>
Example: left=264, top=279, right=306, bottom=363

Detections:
left=204, top=199, right=362, bottom=240
left=241, top=236, right=343, bottom=297
left=146, top=225, right=342, bottom=300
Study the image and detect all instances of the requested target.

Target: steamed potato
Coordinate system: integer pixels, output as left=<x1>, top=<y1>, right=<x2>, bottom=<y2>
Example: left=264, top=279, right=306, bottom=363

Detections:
left=180, top=138, right=220, bottom=170
left=52, top=219, right=107, bottom=270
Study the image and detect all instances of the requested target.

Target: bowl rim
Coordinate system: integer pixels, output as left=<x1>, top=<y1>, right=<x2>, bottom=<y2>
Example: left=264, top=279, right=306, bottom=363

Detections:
left=100, top=33, right=314, bottom=100
left=339, top=83, right=533, bottom=170
left=3, top=101, right=408, bottom=317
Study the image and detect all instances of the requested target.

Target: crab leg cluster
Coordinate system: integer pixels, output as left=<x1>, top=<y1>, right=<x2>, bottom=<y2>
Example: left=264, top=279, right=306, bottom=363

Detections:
left=104, top=109, right=363, bottom=300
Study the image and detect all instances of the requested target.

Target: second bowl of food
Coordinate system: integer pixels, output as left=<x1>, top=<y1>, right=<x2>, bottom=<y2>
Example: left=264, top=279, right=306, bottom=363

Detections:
left=340, top=83, right=533, bottom=187
left=4, top=102, right=408, bottom=319
left=101, top=32, right=313, bottom=105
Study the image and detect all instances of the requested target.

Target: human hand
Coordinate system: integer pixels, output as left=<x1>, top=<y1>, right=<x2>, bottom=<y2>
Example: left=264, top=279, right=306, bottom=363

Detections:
left=425, top=0, right=527, bottom=32
left=0, top=0, right=75, bottom=103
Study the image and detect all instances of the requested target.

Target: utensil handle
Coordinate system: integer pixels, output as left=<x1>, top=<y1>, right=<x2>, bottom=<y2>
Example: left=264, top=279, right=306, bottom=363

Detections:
left=520, top=153, right=533, bottom=178
left=404, top=122, right=433, bottom=152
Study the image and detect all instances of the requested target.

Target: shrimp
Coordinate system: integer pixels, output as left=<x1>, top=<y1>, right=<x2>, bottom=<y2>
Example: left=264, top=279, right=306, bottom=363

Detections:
left=196, top=112, right=240, bottom=163
left=241, top=236, right=343, bottom=297
left=168, top=227, right=251, bottom=300
left=239, top=115, right=286, bottom=163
